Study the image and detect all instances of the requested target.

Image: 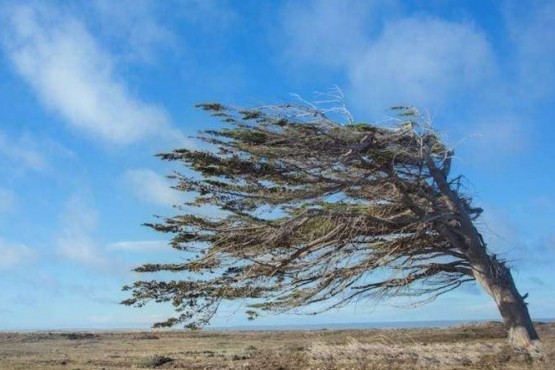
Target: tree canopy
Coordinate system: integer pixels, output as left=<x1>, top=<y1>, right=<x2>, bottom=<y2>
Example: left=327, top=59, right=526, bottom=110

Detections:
left=122, top=101, right=540, bottom=354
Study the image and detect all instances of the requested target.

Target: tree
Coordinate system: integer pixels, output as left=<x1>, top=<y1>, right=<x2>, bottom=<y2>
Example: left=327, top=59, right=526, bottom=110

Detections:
left=122, top=102, right=541, bottom=354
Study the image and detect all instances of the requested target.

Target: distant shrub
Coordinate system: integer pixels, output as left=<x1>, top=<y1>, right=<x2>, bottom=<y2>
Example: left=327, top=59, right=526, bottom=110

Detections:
left=140, top=355, right=174, bottom=368
left=61, top=333, right=98, bottom=340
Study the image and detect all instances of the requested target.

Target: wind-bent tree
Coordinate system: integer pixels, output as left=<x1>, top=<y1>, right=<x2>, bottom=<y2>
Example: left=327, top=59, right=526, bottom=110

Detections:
left=122, top=102, right=541, bottom=353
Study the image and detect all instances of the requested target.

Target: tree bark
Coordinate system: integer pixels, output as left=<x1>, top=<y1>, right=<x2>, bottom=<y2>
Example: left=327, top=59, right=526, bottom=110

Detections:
left=426, top=156, right=542, bottom=356
left=470, top=253, right=542, bottom=356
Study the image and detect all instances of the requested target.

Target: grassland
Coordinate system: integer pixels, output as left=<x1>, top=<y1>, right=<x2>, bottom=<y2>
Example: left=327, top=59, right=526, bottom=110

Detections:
left=0, top=322, right=553, bottom=369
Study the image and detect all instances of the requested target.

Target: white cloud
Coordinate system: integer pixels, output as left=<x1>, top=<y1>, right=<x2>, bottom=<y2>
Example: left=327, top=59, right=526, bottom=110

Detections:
left=280, top=0, right=395, bottom=67
left=107, top=240, right=168, bottom=252
left=280, top=3, right=496, bottom=118
left=504, top=1, right=555, bottom=100
left=1, top=3, right=183, bottom=145
left=124, top=168, right=183, bottom=207
left=0, top=238, right=36, bottom=271
left=347, top=17, right=495, bottom=116
left=56, top=194, right=111, bottom=269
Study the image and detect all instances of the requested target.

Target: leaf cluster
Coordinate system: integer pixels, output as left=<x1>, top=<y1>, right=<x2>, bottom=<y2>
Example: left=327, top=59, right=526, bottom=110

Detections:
left=122, top=103, right=481, bottom=328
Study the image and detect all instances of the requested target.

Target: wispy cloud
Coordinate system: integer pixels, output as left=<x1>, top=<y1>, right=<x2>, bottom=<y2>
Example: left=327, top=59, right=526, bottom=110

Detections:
left=477, top=207, right=523, bottom=257
left=0, top=237, right=36, bottom=271
left=503, top=0, right=555, bottom=101
left=0, top=188, right=16, bottom=227
left=91, top=0, right=175, bottom=63
left=279, top=1, right=551, bottom=166
left=528, top=234, right=555, bottom=265
left=531, top=196, right=554, bottom=210
left=0, top=131, right=48, bottom=171
left=107, top=240, right=168, bottom=253
left=124, top=168, right=183, bottom=207
left=56, top=194, right=111, bottom=269
left=547, top=234, right=555, bottom=250
left=457, top=115, right=529, bottom=166
left=0, top=188, right=16, bottom=214
left=175, top=0, right=238, bottom=30
left=280, top=0, right=394, bottom=68
left=347, top=17, right=495, bottom=116
left=478, top=206, right=555, bottom=271
left=0, top=131, right=75, bottom=178
left=280, top=2, right=495, bottom=118
left=1, top=3, right=183, bottom=145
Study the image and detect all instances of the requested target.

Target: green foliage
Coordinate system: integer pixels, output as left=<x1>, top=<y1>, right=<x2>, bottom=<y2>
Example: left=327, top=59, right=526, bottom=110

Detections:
left=195, top=103, right=225, bottom=112
left=123, top=102, right=482, bottom=329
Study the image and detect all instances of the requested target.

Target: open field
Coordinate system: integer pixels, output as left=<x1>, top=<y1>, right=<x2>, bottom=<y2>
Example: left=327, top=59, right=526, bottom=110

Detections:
left=0, top=322, right=553, bottom=369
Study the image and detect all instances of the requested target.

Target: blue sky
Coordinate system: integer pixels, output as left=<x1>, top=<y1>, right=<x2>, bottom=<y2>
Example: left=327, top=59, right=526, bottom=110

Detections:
left=0, top=0, right=554, bottom=330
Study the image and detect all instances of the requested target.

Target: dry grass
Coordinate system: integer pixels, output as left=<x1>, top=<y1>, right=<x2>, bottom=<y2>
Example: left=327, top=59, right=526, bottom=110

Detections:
left=309, top=339, right=503, bottom=368
left=0, top=322, right=553, bottom=369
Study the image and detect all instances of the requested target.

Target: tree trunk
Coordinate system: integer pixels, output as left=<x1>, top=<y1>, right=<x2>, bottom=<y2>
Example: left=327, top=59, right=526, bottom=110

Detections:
left=425, top=153, right=541, bottom=355
left=471, top=253, right=542, bottom=356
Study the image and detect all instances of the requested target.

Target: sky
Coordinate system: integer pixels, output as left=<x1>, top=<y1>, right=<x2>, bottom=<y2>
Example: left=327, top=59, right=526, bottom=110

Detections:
left=0, top=0, right=554, bottom=330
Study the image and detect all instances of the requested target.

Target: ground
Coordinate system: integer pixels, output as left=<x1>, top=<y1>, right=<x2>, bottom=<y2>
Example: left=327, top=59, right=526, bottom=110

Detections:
left=0, top=322, right=553, bottom=369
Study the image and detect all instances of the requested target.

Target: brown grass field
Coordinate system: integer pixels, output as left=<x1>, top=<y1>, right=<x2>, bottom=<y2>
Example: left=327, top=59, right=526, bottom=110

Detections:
left=0, top=322, right=553, bottom=369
